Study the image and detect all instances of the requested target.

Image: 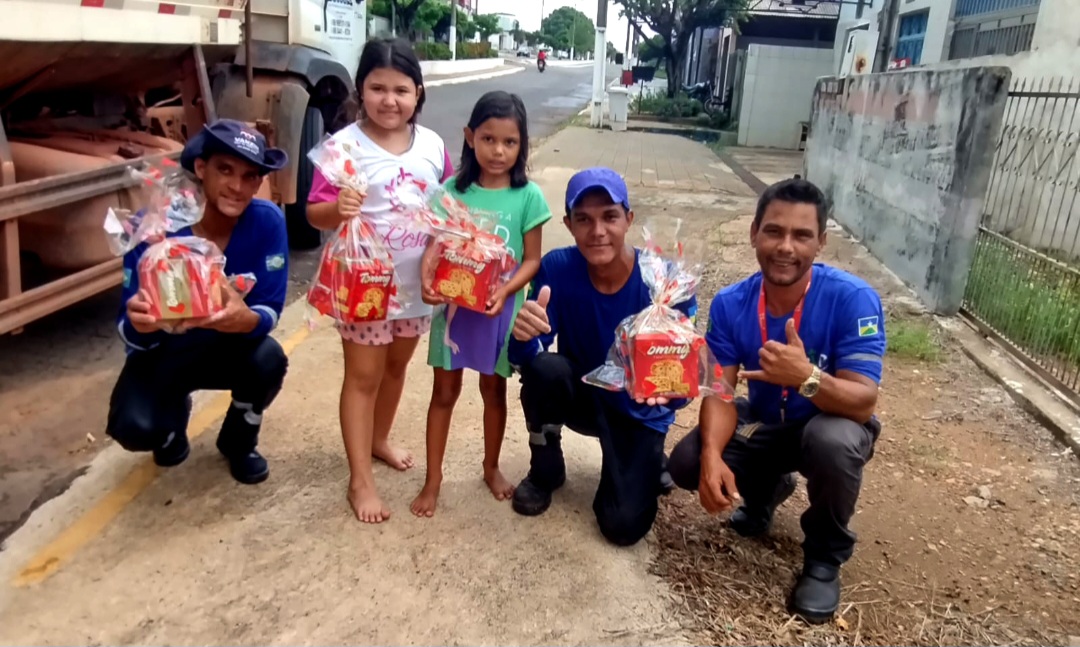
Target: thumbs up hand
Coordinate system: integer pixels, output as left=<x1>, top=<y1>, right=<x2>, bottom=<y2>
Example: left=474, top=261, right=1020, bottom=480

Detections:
left=737, top=318, right=815, bottom=387
left=513, top=285, right=552, bottom=342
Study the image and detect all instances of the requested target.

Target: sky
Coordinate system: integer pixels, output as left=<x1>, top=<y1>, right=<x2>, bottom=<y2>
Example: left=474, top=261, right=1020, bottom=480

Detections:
left=472, top=0, right=653, bottom=53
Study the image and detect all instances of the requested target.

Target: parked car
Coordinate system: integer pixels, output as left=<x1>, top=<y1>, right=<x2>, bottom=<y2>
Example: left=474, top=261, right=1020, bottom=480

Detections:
left=516, top=47, right=530, bottom=57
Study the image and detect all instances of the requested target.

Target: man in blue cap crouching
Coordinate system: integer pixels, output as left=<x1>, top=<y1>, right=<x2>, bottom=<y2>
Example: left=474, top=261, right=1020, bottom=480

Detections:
left=507, top=167, right=696, bottom=546
left=106, top=119, right=291, bottom=485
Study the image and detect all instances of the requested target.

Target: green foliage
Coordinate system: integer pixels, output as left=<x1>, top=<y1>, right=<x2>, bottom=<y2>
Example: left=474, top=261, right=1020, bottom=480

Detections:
left=541, top=6, right=595, bottom=54
left=389, top=0, right=428, bottom=37
left=456, top=41, right=496, bottom=59
left=887, top=319, right=942, bottom=363
left=474, top=14, right=502, bottom=41
left=606, top=42, right=618, bottom=61
left=369, top=0, right=392, bottom=19
left=618, top=0, right=748, bottom=96
left=413, top=0, right=445, bottom=36
left=637, top=34, right=665, bottom=63
left=630, top=89, right=703, bottom=118
left=413, top=41, right=452, bottom=60
left=965, top=235, right=1080, bottom=370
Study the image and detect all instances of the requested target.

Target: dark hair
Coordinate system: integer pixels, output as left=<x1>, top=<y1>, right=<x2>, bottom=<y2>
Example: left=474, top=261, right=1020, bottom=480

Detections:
left=753, top=177, right=829, bottom=234
left=332, top=38, right=425, bottom=132
left=454, top=91, right=530, bottom=192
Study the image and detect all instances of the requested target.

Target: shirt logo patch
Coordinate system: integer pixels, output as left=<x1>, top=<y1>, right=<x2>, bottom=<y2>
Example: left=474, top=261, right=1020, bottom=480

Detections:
left=122, top=268, right=132, bottom=288
left=265, top=254, right=286, bottom=271
left=858, top=316, right=880, bottom=338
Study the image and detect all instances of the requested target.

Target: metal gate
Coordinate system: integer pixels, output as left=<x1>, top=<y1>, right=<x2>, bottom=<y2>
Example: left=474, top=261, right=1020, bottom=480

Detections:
left=962, top=77, right=1080, bottom=405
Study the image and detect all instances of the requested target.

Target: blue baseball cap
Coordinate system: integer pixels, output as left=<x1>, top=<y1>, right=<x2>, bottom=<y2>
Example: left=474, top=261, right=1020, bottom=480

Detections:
left=565, top=167, right=631, bottom=212
left=181, top=119, right=288, bottom=176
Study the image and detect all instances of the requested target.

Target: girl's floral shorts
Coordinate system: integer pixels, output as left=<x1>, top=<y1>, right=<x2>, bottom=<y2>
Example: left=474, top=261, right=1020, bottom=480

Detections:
left=336, top=315, right=432, bottom=346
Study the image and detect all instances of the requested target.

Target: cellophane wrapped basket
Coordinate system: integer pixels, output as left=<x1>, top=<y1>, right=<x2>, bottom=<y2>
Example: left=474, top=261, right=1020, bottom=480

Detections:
left=583, top=222, right=734, bottom=402
left=427, top=188, right=514, bottom=313
left=305, top=134, right=402, bottom=325
left=103, top=159, right=256, bottom=326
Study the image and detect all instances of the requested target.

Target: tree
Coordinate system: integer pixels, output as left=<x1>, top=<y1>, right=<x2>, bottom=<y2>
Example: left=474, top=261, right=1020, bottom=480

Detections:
left=389, top=0, right=428, bottom=38
left=616, top=0, right=748, bottom=97
left=541, top=6, right=595, bottom=57
left=369, top=0, right=392, bottom=20
left=637, top=34, right=665, bottom=64
left=474, top=14, right=502, bottom=41
left=607, top=42, right=618, bottom=61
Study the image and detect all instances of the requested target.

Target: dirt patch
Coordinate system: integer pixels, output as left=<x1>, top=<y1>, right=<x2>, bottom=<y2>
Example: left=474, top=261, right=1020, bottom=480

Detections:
left=644, top=208, right=1080, bottom=645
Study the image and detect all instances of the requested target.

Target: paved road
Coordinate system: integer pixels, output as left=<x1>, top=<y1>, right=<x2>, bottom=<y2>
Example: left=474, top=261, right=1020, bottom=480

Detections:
left=0, top=63, right=612, bottom=544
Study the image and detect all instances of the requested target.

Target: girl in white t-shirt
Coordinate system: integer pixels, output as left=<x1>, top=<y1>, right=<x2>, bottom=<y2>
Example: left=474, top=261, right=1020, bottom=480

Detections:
left=307, top=38, right=453, bottom=524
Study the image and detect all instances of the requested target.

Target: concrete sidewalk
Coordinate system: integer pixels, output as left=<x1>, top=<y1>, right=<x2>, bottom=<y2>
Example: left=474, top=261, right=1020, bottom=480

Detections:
left=0, top=127, right=753, bottom=645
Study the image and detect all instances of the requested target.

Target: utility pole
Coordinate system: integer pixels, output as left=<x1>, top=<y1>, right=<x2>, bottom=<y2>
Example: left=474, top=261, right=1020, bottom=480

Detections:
left=589, top=0, right=607, bottom=127
left=450, top=0, right=458, bottom=60
left=391, top=0, right=397, bottom=37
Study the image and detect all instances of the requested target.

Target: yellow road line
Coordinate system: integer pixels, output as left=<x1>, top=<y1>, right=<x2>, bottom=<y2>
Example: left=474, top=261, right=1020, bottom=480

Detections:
left=12, top=324, right=314, bottom=588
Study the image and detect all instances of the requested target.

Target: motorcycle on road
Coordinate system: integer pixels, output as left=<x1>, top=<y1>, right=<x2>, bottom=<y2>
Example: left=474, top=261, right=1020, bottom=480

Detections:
left=537, top=58, right=547, bottom=73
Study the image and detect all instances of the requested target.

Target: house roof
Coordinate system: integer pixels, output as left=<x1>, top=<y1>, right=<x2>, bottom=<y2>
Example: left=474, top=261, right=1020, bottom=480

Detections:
left=746, top=0, right=841, bottom=19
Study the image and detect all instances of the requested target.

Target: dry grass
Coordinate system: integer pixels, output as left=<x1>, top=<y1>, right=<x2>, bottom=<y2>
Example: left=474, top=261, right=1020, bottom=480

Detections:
left=649, top=494, right=1052, bottom=646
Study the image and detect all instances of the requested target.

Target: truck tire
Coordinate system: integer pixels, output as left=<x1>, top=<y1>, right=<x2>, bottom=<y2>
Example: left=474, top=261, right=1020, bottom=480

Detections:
left=285, top=105, right=325, bottom=250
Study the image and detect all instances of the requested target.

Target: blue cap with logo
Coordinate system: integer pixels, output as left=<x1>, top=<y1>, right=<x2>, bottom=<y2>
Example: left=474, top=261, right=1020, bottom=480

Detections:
left=565, top=167, right=631, bottom=212
left=181, top=119, right=288, bottom=176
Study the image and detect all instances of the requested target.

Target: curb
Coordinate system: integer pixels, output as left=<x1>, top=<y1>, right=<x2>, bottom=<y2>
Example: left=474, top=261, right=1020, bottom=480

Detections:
left=425, top=66, right=523, bottom=88
left=946, top=319, right=1080, bottom=459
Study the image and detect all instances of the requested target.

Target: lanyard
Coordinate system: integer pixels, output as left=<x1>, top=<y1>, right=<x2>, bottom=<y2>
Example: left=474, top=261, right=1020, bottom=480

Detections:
left=757, top=272, right=812, bottom=422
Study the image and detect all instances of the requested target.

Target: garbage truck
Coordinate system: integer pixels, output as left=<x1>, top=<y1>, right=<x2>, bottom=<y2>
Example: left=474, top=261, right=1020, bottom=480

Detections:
left=0, top=0, right=366, bottom=335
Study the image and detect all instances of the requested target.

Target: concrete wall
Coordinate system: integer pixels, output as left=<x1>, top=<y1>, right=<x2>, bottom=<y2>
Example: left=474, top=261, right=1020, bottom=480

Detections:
left=804, top=66, right=1012, bottom=315
left=737, top=44, right=834, bottom=150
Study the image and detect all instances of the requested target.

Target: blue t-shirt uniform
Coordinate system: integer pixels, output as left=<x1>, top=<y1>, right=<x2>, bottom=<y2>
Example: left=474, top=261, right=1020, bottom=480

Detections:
left=706, top=263, right=886, bottom=424
left=117, top=198, right=290, bottom=353
left=507, top=246, right=697, bottom=433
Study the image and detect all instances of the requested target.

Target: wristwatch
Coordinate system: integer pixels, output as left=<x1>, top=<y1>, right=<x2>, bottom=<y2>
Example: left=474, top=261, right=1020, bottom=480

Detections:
left=798, top=365, right=822, bottom=398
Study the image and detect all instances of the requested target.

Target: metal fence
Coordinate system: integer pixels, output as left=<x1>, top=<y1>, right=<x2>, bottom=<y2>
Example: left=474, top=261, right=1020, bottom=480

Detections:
left=962, top=77, right=1080, bottom=404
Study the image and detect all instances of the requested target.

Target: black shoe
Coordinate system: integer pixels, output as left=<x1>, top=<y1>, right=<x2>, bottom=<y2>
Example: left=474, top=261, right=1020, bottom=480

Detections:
left=218, top=446, right=270, bottom=485
left=216, top=404, right=268, bottom=484
left=789, top=562, right=841, bottom=624
left=659, top=469, right=676, bottom=496
left=729, top=473, right=797, bottom=537
left=153, top=431, right=190, bottom=467
left=511, top=471, right=565, bottom=516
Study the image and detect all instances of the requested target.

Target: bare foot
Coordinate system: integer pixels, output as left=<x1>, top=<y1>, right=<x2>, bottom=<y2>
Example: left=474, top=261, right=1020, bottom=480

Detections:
left=410, top=481, right=441, bottom=517
left=347, top=485, right=391, bottom=524
left=372, top=441, right=414, bottom=471
left=484, top=466, right=515, bottom=501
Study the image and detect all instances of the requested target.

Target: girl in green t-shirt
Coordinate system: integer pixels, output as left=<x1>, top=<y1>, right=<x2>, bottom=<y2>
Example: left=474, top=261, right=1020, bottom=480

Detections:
left=413, top=91, right=552, bottom=517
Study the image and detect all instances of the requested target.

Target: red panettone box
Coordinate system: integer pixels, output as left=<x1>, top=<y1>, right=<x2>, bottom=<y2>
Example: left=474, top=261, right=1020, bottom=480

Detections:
left=624, top=330, right=705, bottom=400
left=309, top=256, right=395, bottom=323
left=138, top=244, right=223, bottom=321
left=432, top=242, right=503, bottom=312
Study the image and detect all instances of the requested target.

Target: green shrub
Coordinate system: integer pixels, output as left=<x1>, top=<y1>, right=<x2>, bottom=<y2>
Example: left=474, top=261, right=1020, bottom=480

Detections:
left=456, top=41, right=495, bottom=59
left=630, top=90, right=703, bottom=118
left=414, top=42, right=452, bottom=61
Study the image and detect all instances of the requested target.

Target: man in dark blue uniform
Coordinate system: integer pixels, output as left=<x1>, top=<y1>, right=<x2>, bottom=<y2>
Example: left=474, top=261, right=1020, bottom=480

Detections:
left=106, top=120, right=290, bottom=485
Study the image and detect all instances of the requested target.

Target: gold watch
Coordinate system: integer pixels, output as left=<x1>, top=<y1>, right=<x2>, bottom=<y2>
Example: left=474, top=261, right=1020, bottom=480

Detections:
left=798, top=366, right=822, bottom=398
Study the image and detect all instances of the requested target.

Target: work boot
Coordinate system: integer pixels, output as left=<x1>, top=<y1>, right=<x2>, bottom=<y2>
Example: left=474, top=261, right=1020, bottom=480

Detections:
left=153, top=396, right=193, bottom=467
left=729, top=473, right=797, bottom=537
left=512, top=425, right=566, bottom=516
left=216, top=403, right=269, bottom=485
left=789, top=562, right=841, bottom=624
left=153, top=431, right=190, bottom=467
left=659, top=453, right=675, bottom=496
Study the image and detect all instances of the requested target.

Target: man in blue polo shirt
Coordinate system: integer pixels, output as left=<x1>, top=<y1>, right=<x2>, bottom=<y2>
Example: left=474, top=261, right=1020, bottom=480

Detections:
left=667, top=178, right=886, bottom=624
left=106, top=120, right=290, bottom=485
left=507, top=168, right=695, bottom=547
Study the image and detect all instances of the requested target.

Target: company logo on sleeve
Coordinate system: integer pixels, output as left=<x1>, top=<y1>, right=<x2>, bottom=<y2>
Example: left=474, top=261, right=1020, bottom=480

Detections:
left=858, top=316, right=880, bottom=337
left=123, top=268, right=132, bottom=288
left=265, top=254, right=286, bottom=271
